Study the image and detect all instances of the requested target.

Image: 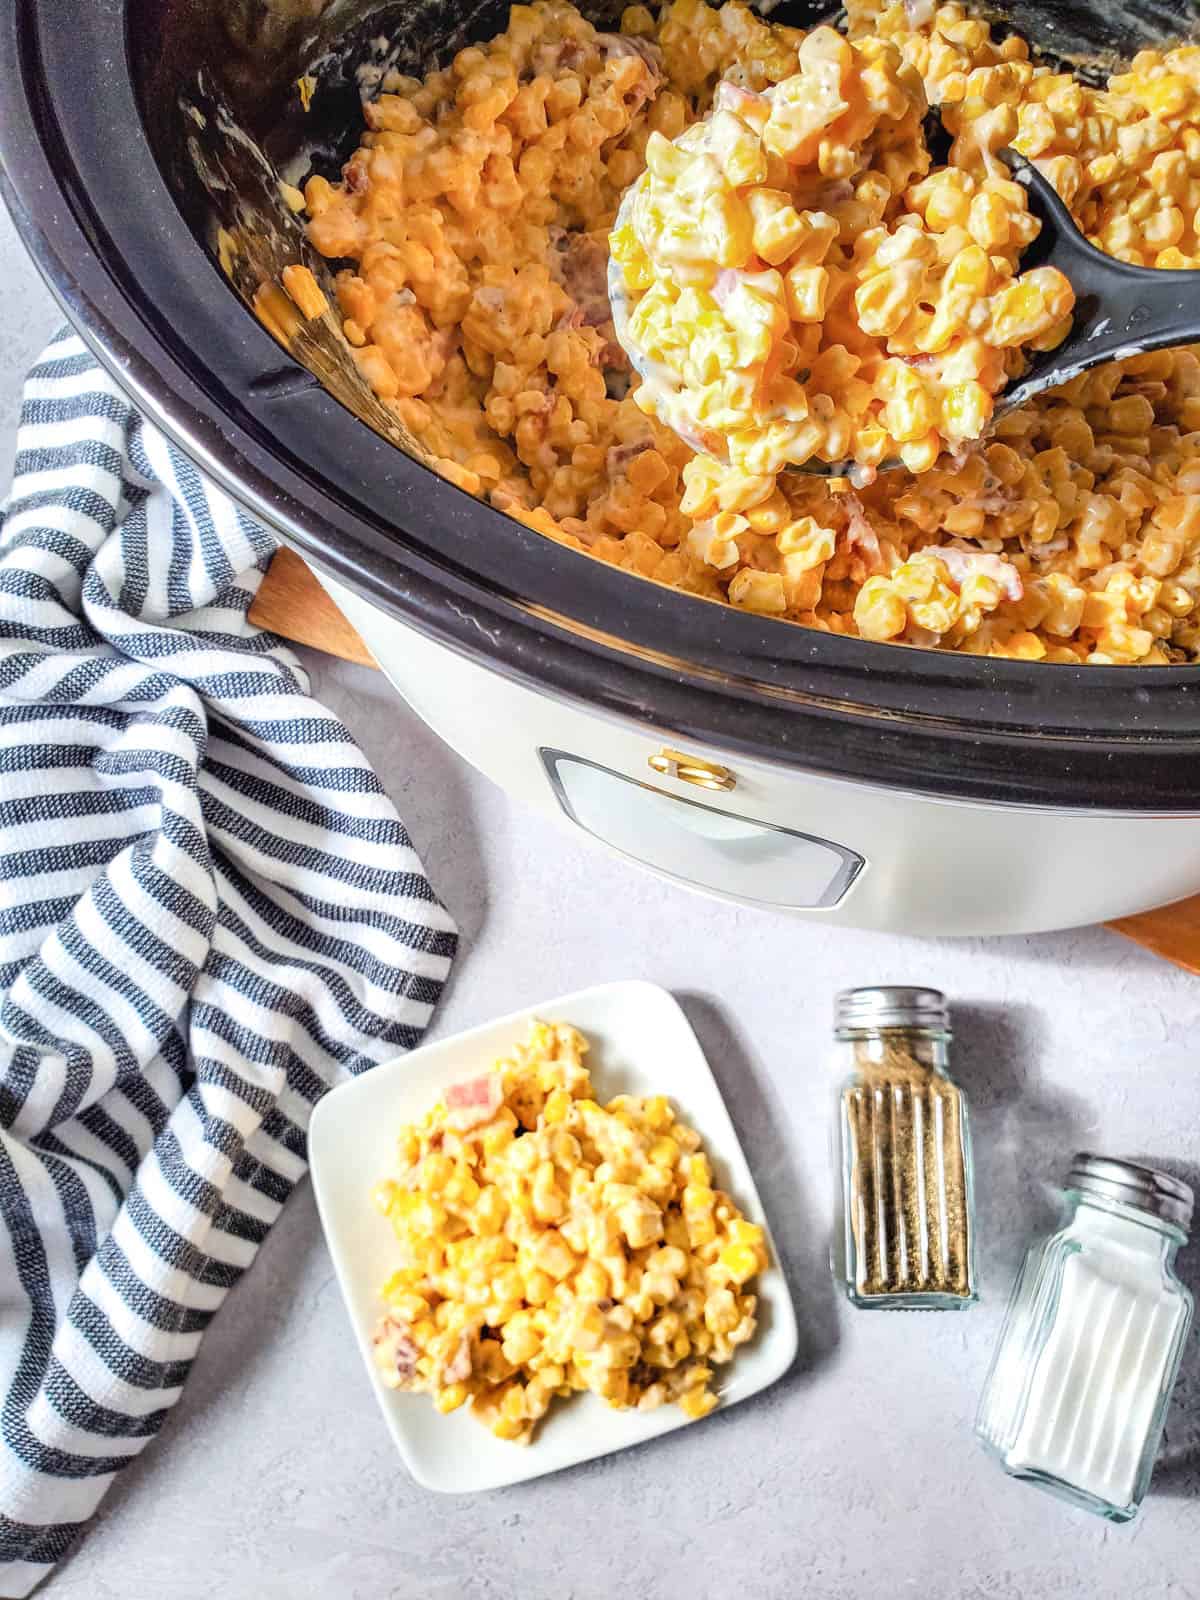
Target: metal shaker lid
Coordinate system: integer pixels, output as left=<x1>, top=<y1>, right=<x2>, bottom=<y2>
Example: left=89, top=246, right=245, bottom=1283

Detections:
left=1068, top=1153, right=1193, bottom=1231
left=834, top=986, right=949, bottom=1033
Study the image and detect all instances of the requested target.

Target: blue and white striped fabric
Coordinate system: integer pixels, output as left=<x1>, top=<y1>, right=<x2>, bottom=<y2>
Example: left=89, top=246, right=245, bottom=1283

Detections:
left=0, top=331, right=457, bottom=1597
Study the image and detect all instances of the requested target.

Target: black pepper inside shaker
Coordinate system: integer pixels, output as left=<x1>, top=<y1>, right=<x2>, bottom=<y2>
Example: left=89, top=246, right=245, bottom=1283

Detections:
left=833, top=986, right=976, bottom=1310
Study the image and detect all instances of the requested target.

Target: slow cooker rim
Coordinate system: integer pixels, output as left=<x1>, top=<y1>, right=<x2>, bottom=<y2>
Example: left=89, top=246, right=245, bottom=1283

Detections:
left=4, top=0, right=1200, bottom=816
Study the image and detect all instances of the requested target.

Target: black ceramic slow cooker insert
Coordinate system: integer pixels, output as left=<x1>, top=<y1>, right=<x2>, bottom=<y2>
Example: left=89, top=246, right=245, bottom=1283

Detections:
left=2, top=0, right=1200, bottom=809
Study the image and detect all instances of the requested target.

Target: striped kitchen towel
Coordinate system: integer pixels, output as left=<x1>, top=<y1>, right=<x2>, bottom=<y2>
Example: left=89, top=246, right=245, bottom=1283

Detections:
left=0, top=331, right=458, bottom=1597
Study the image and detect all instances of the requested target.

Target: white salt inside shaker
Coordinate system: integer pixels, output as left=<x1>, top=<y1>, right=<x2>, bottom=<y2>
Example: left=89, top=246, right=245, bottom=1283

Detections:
left=977, top=1154, right=1193, bottom=1521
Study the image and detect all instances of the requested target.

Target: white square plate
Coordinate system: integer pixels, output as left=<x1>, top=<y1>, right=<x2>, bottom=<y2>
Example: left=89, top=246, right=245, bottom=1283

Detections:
left=308, top=980, right=798, bottom=1492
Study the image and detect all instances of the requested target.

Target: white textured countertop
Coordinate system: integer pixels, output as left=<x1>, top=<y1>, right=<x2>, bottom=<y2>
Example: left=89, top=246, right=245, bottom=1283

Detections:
left=3, top=206, right=1198, bottom=1600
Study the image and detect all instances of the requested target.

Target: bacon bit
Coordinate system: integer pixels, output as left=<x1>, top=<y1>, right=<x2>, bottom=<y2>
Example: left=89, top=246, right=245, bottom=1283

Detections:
left=445, top=1073, right=504, bottom=1129
left=902, top=353, right=939, bottom=371
left=343, top=158, right=370, bottom=194
left=446, top=1073, right=501, bottom=1108
left=549, top=228, right=616, bottom=362
left=844, top=494, right=885, bottom=574
left=442, top=1333, right=474, bottom=1386
left=712, top=262, right=769, bottom=308
left=560, top=238, right=611, bottom=323
left=373, top=1317, right=420, bottom=1388
left=936, top=546, right=1024, bottom=601
left=607, top=439, right=652, bottom=475
left=716, top=81, right=767, bottom=115
left=530, top=38, right=586, bottom=75
left=713, top=269, right=740, bottom=309
left=550, top=231, right=612, bottom=328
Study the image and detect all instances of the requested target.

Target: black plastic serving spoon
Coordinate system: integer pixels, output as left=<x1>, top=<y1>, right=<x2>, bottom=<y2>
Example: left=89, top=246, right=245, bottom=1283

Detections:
left=609, top=141, right=1200, bottom=475
left=991, top=147, right=1200, bottom=415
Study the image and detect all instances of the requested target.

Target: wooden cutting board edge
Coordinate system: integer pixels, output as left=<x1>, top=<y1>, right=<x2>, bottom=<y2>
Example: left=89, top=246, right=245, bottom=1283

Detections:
left=249, top=547, right=1200, bottom=976
left=250, top=546, right=377, bottom=668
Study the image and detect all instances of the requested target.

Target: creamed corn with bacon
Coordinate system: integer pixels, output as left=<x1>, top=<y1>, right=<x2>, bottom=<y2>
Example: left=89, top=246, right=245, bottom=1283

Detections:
left=613, top=30, right=1074, bottom=478
left=370, top=1021, right=768, bottom=1443
left=291, top=0, right=1200, bottom=664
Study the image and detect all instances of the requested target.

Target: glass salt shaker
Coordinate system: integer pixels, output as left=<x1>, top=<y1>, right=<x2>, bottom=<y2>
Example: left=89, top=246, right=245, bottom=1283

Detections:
left=833, top=986, right=976, bottom=1309
left=976, top=1154, right=1194, bottom=1522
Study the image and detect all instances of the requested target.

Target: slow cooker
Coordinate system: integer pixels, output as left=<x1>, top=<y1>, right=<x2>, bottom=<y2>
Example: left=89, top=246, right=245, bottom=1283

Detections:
left=3, top=0, right=1200, bottom=936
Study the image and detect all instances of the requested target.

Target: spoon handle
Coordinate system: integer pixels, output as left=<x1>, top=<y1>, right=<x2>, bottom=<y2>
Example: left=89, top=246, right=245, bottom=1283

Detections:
left=998, top=150, right=1200, bottom=412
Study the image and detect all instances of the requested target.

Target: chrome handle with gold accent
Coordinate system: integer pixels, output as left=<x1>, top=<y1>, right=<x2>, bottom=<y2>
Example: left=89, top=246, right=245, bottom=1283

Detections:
left=647, top=747, right=736, bottom=792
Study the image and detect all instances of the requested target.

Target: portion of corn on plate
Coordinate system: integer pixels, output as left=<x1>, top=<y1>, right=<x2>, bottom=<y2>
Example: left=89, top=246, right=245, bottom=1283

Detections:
left=371, top=1019, right=768, bottom=1444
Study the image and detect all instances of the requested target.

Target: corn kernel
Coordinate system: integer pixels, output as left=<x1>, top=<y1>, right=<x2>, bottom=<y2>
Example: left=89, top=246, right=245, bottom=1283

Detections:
left=678, top=1386, right=719, bottom=1421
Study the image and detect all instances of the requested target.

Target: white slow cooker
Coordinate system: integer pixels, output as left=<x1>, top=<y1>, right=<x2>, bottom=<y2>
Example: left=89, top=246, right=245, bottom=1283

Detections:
left=3, top=0, right=1198, bottom=937
left=317, top=568, right=1200, bottom=934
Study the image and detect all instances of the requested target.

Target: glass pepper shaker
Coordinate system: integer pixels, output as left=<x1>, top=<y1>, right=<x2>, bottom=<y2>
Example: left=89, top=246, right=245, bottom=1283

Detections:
left=976, top=1154, right=1194, bottom=1522
left=833, top=987, right=976, bottom=1309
